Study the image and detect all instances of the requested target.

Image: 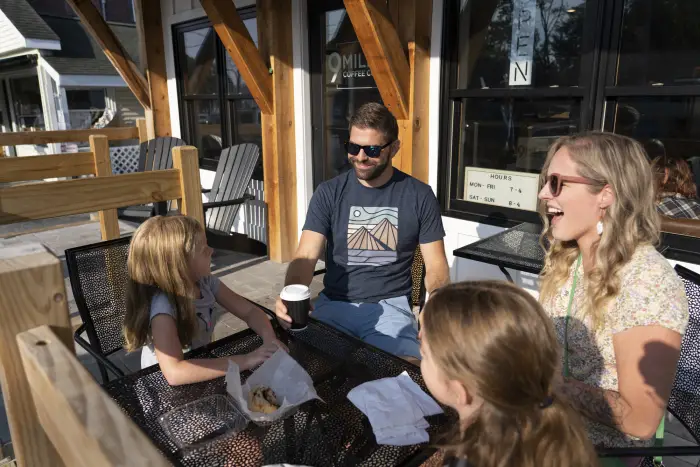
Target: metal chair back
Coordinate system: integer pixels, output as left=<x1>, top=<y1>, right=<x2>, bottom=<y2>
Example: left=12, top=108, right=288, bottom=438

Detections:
left=668, top=264, right=700, bottom=443
left=65, top=236, right=131, bottom=380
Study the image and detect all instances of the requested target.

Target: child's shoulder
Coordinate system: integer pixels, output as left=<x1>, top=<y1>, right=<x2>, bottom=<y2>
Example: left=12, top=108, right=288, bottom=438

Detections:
left=150, top=292, right=175, bottom=318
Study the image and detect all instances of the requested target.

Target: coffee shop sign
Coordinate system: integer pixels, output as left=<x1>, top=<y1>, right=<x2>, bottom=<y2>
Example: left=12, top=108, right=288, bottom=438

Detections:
left=328, top=52, right=372, bottom=84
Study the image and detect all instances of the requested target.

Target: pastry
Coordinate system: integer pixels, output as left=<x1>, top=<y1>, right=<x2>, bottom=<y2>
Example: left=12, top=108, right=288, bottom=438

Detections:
left=248, top=386, right=280, bottom=414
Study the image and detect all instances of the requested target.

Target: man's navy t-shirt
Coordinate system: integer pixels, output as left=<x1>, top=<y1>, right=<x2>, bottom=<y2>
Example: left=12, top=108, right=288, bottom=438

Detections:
left=303, top=168, right=445, bottom=303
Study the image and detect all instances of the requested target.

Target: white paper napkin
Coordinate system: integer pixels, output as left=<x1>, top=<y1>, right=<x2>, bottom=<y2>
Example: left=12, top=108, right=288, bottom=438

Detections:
left=347, top=371, right=443, bottom=446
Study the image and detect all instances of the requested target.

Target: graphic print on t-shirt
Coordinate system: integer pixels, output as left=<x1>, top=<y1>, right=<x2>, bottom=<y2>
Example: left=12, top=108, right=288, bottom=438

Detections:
left=347, top=206, right=398, bottom=266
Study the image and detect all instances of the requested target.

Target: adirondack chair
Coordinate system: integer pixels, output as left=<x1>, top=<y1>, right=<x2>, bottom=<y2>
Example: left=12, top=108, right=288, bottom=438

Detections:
left=202, top=143, right=266, bottom=256
left=117, top=137, right=186, bottom=220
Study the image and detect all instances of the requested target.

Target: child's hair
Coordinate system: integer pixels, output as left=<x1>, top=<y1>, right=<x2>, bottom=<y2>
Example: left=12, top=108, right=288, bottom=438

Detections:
left=421, top=281, right=598, bottom=467
left=123, top=215, right=205, bottom=352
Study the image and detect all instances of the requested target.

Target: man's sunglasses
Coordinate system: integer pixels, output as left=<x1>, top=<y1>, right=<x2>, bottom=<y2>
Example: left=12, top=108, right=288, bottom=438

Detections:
left=544, top=173, right=597, bottom=197
left=344, top=140, right=393, bottom=158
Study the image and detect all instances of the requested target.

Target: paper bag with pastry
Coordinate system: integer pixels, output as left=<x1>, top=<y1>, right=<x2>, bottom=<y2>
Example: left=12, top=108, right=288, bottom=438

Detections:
left=225, top=348, right=321, bottom=424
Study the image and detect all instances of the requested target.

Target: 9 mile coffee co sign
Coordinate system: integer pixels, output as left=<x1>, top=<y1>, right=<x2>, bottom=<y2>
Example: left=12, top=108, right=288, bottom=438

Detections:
left=327, top=42, right=375, bottom=88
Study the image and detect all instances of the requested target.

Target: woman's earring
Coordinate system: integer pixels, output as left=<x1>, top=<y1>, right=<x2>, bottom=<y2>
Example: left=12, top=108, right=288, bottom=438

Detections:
left=596, top=220, right=604, bottom=235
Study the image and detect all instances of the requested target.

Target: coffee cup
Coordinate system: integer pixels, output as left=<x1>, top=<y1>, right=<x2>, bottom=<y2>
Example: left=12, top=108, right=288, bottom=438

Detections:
left=280, top=284, right=311, bottom=331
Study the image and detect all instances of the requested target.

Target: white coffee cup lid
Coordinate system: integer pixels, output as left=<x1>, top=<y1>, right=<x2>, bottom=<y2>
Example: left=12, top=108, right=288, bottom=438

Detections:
left=280, top=284, right=310, bottom=301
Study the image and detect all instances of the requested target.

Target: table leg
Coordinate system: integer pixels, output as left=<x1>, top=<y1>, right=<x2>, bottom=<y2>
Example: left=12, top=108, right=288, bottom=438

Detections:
left=499, top=266, right=514, bottom=283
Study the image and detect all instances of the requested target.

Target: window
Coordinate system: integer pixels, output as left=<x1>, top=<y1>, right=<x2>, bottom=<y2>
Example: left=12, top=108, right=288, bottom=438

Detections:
left=65, top=89, right=107, bottom=129
left=10, top=76, right=45, bottom=132
left=173, top=10, right=263, bottom=179
left=440, top=0, right=700, bottom=225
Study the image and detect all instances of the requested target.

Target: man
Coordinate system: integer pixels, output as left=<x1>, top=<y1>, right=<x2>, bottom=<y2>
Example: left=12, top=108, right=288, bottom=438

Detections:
left=275, top=102, right=449, bottom=360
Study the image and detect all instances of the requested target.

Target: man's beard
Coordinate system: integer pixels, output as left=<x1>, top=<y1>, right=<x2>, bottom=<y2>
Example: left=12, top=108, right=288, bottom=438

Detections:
left=351, top=158, right=389, bottom=181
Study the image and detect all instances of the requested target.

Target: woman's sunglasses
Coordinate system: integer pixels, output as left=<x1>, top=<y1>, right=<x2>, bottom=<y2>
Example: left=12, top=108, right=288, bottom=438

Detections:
left=544, top=173, right=597, bottom=197
left=344, top=140, right=393, bottom=158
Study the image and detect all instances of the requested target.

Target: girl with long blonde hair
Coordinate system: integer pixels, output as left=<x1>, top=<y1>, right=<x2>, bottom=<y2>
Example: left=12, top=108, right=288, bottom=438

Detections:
left=537, top=132, right=688, bottom=465
left=124, top=215, right=282, bottom=386
left=419, top=281, right=598, bottom=467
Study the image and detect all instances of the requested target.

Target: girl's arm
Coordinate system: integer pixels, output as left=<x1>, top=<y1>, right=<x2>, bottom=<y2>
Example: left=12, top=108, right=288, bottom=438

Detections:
left=215, top=282, right=285, bottom=347
left=151, top=314, right=278, bottom=386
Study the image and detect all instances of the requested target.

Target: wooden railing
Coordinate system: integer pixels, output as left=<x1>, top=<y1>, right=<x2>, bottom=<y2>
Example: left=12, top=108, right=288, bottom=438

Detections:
left=0, top=118, right=147, bottom=158
left=660, top=215, right=700, bottom=239
left=0, top=145, right=202, bottom=467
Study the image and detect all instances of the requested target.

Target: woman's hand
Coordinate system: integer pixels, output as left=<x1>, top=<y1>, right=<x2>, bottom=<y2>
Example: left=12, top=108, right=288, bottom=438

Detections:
left=239, top=342, right=279, bottom=370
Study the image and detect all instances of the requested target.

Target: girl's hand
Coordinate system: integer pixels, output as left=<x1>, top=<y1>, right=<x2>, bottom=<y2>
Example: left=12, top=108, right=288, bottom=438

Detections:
left=240, top=342, right=279, bottom=370
left=264, top=337, right=289, bottom=353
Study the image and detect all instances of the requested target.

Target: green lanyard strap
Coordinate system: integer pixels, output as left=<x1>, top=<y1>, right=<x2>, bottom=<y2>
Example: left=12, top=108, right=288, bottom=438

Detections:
left=563, top=254, right=582, bottom=378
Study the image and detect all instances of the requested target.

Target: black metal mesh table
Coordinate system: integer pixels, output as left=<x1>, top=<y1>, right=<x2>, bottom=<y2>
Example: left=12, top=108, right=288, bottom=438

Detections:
left=452, top=223, right=545, bottom=280
left=104, top=319, right=453, bottom=467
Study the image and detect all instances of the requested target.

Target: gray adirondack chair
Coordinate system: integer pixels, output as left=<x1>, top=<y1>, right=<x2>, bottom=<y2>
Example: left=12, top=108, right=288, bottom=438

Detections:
left=202, top=143, right=266, bottom=256
left=118, top=137, right=186, bottom=220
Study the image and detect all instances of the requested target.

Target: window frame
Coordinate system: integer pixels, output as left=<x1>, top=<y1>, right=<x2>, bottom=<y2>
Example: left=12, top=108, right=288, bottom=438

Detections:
left=438, top=0, right=700, bottom=226
left=172, top=7, right=259, bottom=172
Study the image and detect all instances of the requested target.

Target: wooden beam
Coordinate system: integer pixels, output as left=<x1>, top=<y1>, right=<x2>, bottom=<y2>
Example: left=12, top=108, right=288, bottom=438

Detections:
left=201, top=0, right=273, bottom=115
left=172, top=146, right=205, bottom=226
left=0, top=152, right=95, bottom=183
left=136, top=117, right=148, bottom=143
left=65, top=0, right=151, bottom=110
left=90, top=135, right=120, bottom=240
left=18, top=326, right=170, bottom=467
left=344, top=0, right=410, bottom=120
left=0, top=245, right=70, bottom=467
left=258, top=0, right=297, bottom=262
left=0, top=126, right=139, bottom=146
left=0, top=170, right=182, bottom=225
left=137, top=0, right=171, bottom=137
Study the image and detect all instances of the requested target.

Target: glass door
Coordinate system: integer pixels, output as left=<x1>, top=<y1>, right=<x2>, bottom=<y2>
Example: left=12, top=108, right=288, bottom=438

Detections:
left=309, top=0, right=383, bottom=187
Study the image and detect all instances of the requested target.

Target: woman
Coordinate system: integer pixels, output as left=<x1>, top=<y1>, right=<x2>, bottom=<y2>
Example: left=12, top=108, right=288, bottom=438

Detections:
left=537, top=132, right=688, bottom=465
left=651, top=150, right=700, bottom=219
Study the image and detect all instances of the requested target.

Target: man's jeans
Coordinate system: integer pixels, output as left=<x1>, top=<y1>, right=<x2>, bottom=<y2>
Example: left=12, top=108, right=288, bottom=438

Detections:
left=311, top=293, right=421, bottom=359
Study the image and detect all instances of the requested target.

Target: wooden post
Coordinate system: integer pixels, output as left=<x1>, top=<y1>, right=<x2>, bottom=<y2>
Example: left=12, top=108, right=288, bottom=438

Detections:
left=17, top=326, right=170, bottom=467
left=258, top=0, right=298, bottom=263
left=0, top=245, right=70, bottom=467
left=137, top=0, right=171, bottom=137
left=65, top=0, right=151, bottom=110
left=136, top=117, right=149, bottom=143
left=90, top=135, right=120, bottom=240
left=172, top=146, right=205, bottom=226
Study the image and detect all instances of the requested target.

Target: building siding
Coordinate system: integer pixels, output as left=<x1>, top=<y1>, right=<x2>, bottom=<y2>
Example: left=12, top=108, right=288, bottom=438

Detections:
left=112, top=87, right=144, bottom=128
left=0, top=11, right=27, bottom=56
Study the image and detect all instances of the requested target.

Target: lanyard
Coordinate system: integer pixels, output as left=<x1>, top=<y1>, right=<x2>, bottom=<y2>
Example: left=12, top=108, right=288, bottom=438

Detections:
left=563, top=253, right=582, bottom=378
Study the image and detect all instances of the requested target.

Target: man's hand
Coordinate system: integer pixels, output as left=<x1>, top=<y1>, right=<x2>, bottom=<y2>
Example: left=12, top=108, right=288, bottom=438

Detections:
left=275, top=296, right=313, bottom=330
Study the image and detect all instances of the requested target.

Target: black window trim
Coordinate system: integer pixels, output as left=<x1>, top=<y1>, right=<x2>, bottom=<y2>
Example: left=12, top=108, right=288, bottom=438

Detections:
left=172, top=7, right=258, bottom=172
left=438, top=0, right=700, bottom=228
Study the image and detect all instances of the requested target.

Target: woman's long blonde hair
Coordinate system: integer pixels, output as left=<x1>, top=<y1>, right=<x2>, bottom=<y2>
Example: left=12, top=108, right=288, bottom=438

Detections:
left=538, top=132, right=660, bottom=330
left=422, top=281, right=598, bottom=467
left=123, top=215, right=204, bottom=352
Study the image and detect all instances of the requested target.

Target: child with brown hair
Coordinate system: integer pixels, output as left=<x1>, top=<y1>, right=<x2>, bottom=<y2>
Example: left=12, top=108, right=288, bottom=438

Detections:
left=419, top=281, right=598, bottom=467
left=123, top=215, right=283, bottom=386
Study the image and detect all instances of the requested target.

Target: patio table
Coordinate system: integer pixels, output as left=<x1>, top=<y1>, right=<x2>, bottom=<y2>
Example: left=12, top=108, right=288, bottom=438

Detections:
left=104, top=318, right=452, bottom=467
left=452, top=222, right=545, bottom=281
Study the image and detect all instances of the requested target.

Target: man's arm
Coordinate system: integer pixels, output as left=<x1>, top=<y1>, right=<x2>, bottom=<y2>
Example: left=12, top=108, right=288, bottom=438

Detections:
left=419, top=239, right=450, bottom=294
left=284, top=230, right=327, bottom=287
left=557, top=325, right=681, bottom=439
left=274, top=230, right=326, bottom=327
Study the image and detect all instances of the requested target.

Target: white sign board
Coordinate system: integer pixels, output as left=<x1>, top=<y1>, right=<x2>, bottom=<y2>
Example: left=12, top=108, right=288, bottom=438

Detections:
left=464, top=168, right=540, bottom=211
left=509, top=0, right=537, bottom=86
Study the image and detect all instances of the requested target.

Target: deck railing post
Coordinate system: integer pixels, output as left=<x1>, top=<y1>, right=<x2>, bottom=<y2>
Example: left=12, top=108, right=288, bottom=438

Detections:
left=0, top=245, right=71, bottom=467
left=89, top=135, right=120, bottom=240
left=172, top=146, right=205, bottom=226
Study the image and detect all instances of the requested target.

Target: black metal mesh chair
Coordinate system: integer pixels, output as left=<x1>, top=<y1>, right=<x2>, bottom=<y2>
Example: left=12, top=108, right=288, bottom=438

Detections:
left=66, top=236, right=132, bottom=384
left=599, top=264, right=700, bottom=464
